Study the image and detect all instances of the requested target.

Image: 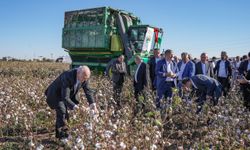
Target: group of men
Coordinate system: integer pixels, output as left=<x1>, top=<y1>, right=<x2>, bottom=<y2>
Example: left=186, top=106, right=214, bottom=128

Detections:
left=44, top=49, right=250, bottom=140
left=148, top=49, right=250, bottom=112
left=148, top=49, right=225, bottom=113
left=110, top=50, right=224, bottom=115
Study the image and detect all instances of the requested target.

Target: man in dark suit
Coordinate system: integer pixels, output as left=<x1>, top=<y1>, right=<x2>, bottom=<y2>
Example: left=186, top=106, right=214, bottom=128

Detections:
left=111, top=55, right=127, bottom=109
left=133, top=55, right=148, bottom=114
left=195, top=53, right=214, bottom=77
left=45, top=66, right=98, bottom=140
left=148, top=49, right=161, bottom=91
left=182, top=74, right=222, bottom=114
left=155, top=49, right=177, bottom=109
left=238, top=52, right=250, bottom=109
left=214, top=51, right=232, bottom=97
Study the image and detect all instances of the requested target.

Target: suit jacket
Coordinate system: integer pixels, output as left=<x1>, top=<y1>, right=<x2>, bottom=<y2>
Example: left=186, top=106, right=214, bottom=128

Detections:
left=195, top=61, right=214, bottom=77
left=148, top=56, right=158, bottom=85
left=177, top=60, right=195, bottom=79
left=111, top=59, right=127, bottom=84
left=214, top=60, right=232, bottom=78
left=239, top=60, right=249, bottom=76
left=45, top=69, right=94, bottom=109
left=134, top=62, right=148, bottom=91
left=191, top=74, right=222, bottom=98
left=156, top=59, right=177, bottom=89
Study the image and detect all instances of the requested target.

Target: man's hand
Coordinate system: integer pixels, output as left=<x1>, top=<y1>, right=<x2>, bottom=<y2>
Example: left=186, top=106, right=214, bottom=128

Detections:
left=170, top=73, right=177, bottom=78
left=183, top=86, right=190, bottom=92
left=89, top=103, right=99, bottom=114
left=166, top=72, right=176, bottom=78
left=73, top=105, right=79, bottom=110
left=237, top=76, right=249, bottom=84
left=206, top=95, right=212, bottom=100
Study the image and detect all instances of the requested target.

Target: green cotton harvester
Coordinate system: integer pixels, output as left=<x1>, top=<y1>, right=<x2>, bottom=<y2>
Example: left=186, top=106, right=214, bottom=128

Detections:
left=62, top=7, right=163, bottom=75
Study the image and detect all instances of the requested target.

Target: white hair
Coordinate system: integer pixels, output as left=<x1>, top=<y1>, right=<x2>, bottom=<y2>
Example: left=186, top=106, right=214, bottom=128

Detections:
left=77, top=65, right=90, bottom=76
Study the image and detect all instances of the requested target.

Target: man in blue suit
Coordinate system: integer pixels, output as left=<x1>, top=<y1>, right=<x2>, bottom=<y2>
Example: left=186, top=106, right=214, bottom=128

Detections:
left=177, top=52, right=195, bottom=96
left=155, top=49, right=177, bottom=109
left=182, top=74, right=222, bottom=114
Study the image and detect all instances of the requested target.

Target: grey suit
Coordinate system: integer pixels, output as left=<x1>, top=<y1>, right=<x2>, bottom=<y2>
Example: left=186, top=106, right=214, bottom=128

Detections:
left=111, top=59, right=127, bottom=108
left=45, top=69, right=94, bottom=138
left=195, top=61, right=214, bottom=77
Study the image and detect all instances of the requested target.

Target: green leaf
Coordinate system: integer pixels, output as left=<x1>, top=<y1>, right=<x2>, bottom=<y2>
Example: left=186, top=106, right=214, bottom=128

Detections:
left=154, top=119, right=163, bottom=127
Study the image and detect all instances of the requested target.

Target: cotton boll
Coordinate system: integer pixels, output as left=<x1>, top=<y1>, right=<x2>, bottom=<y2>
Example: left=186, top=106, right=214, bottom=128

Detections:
left=132, top=146, right=137, bottom=150
left=150, top=144, right=157, bottom=150
left=119, top=142, right=126, bottom=149
left=36, top=144, right=44, bottom=150
left=95, top=143, right=101, bottom=149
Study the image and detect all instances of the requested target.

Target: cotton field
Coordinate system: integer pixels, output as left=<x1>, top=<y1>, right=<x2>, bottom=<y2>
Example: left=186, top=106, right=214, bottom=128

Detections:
left=0, top=61, right=250, bottom=149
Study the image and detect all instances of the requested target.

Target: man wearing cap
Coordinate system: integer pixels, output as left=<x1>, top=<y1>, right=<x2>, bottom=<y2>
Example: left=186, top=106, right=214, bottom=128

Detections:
left=182, top=74, right=222, bottom=114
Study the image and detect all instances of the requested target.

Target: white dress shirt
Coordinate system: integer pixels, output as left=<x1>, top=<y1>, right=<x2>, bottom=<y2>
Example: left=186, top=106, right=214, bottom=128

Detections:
left=134, top=63, right=141, bottom=83
left=178, top=62, right=186, bottom=80
left=202, top=63, right=206, bottom=75
left=165, top=60, right=174, bottom=81
left=155, top=58, right=161, bottom=64
left=218, top=60, right=227, bottom=78
left=236, top=61, right=241, bottom=69
left=247, top=61, right=250, bottom=71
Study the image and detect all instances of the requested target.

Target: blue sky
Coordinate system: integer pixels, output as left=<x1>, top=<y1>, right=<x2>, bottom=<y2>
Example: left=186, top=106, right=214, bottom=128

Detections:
left=0, top=0, right=250, bottom=59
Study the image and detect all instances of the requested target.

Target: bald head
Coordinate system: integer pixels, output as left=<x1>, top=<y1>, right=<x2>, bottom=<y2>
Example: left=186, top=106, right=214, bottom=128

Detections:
left=77, top=65, right=91, bottom=82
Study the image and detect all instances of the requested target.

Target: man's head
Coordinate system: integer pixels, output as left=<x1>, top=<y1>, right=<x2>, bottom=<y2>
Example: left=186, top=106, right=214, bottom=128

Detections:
left=77, top=66, right=91, bottom=83
left=118, top=55, right=125, bottom=63
left=174, top=55, right=178, bottom=62
left=154, top=49, right=161, bottom=58
left=165, top=49, right=173, bottom=60
left=242, top=55, right=248, bottom=61
left=181, top=52, right=189, bottom=63
left=221, top=51, right=227, bottom=60
left=188, top=54, right=192, bottom=60
left=182, top=77, right=192, bottom=92
left=212, top=56, right=216, bottom=62
left=236, top=56, right=240, bottom=62
left=135, top=55, right=142, bottom=65
left=200, top=53, right=208, bottom=63
left=248, top=52, right=250, bottom=60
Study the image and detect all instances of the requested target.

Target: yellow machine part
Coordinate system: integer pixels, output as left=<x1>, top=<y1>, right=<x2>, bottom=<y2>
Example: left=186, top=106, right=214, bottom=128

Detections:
left=111, top=35, right=123, bottom=51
